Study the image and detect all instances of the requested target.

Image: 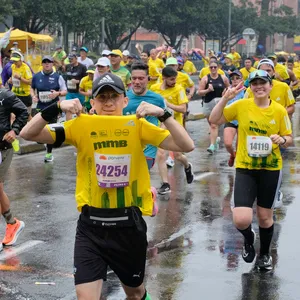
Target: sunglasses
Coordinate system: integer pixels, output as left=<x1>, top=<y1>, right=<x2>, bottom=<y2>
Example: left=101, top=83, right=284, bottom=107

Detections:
left=209, top=66, right=218, bottom=69
left=249, top=70, right=271, bottom=82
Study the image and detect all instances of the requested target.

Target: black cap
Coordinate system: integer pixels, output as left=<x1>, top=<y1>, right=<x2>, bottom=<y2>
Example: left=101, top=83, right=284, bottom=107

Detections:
left=68, top=53, right=77, bottom=59
left=229, top=70, right=242, bottom=78
left=92, top=73, right=126, bottom=97
left=42, top=55, right=54, bottom=63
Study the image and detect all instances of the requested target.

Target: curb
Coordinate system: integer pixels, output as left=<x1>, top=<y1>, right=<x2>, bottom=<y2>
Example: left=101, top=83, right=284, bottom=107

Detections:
left=187, top=112, right=206, bottom=121
left=18, top=142, right=46, bottom=155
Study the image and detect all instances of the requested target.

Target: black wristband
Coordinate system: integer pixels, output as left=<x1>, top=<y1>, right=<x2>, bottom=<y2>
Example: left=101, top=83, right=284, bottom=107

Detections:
left=41, top=102, right=62, bottom=123
left=280, top=136, right=287, bottom=145
left=158, top=109, right=172, bottom=122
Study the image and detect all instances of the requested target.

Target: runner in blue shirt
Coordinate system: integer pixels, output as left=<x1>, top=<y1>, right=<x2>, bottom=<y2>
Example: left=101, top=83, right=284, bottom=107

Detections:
left=123, top=62, right=165, bottom=170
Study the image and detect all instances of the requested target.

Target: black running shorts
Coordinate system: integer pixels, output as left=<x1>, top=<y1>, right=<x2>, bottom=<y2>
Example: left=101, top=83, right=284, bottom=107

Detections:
left=18, top=95, right=32, bottom=108
left=224, top=122, right=238, bottom=129
left=233, top=168, right=282, bottom=209
left=73, top=213, right=148, bottom=287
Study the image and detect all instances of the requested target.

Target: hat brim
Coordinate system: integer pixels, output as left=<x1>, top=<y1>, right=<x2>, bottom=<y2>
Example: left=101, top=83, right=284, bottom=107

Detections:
left=11, top=57, right=21, bottom=61
left=86, top=70, right=95, bottom=74
left=229, top=72, right=242, bottom=77
left=93, top=84, right=125, bottom=98
left=249, top=77, right=270, bottom=83
left=95, top=63, right=110, bottom=67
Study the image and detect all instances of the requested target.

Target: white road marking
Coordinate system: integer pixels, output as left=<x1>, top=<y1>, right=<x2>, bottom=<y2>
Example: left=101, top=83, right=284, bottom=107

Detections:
left=193, top=172, right=215, bottom=181
left=0, top=240, right=43, bottom=260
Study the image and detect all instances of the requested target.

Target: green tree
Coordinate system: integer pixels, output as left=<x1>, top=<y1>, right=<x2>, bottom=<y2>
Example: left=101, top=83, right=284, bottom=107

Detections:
left=256, top=1, right=299, bottom=52
left=144, top=0, right=203, bottom=49
left=195, top=0, right=258, bottom=50
left=101, top=0, right=146, bottom=49
left=12, top=0, right=59, bottom=33
left=0, top=0, right=13, bottom=27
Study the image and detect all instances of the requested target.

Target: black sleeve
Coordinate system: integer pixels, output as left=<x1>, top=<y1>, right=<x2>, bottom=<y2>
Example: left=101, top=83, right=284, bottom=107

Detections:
left=81, top=64, right=87, bottom=78
left=8, top=92, right=29, bottom=135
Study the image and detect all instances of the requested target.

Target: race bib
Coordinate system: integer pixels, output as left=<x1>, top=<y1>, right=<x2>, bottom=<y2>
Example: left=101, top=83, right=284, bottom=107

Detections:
left=94, top=153, right=131, bottom=188
left=247, top=136, right=272, bottom=158
left=67, top=80, right=76, bottom=89
left=12, top=78, right=20, bottom=87
left=39, top=91, right=52, bottom=103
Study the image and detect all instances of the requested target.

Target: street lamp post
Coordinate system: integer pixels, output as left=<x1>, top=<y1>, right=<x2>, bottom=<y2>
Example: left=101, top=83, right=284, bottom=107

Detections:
left=228, top=0, right=232, bottom=52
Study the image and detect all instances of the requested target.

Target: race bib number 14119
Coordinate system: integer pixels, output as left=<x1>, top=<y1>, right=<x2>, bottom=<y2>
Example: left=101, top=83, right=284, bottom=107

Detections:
left=247, top=136, right=272, bottom=158
left=94, top=154, right=131, bottom=188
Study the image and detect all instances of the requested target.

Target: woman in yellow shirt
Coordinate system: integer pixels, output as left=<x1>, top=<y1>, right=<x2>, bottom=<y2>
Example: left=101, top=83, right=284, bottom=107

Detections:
left=210, top=70, right=292, bottom=271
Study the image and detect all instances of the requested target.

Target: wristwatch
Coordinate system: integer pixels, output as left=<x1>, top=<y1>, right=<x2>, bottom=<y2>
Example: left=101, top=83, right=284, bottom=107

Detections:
left=158, top=108, right=173, bottom=122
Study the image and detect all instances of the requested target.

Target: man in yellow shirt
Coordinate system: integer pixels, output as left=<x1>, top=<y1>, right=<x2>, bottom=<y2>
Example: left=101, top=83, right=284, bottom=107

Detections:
left=150, top=66, right=194, bottom=194
left=158, top=57, right=195, bottom=99
left=10, top=51, right=33, bottom=117
left=182, top=53, right=197, bottom=75
left=240, top=58, right=256, bottom=81
left=148, top=49, right=165, bottom=71
left=79, top=65, right=95, bottom=113
left=244, top=59, right=295, bottom=117
left=287, top=58, right=300, bottom=97
left=20, top=73, right=194, bottom=300
left=267, top=54, right=289, bottom=82
left=230, top=47, right=241, bottom=68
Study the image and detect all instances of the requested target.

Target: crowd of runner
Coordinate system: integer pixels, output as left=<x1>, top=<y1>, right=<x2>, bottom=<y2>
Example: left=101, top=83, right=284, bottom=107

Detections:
left=0, top=27, right=296, bottom=299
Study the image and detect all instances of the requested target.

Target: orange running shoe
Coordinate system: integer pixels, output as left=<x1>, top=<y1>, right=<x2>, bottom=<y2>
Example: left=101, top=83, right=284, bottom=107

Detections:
left=2, top=218, right=25, bottom=246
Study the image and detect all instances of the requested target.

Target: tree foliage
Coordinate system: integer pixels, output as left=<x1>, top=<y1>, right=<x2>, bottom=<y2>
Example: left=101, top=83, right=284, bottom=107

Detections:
left=1, top=0, right=299, bottom=54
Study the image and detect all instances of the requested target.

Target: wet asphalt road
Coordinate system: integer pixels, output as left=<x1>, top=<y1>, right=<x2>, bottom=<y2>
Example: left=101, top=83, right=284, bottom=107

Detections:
left=1, top=103, right=300, bottom=300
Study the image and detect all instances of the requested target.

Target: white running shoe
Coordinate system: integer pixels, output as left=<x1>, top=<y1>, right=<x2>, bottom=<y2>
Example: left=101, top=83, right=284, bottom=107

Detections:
left=274, top=190, right=283, bottom=209
left=166, top=156, right=175, bottom=168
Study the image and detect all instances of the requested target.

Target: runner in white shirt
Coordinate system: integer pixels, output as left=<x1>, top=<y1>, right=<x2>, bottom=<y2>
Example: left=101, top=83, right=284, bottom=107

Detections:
left=77, top=47, right=94, bottom=68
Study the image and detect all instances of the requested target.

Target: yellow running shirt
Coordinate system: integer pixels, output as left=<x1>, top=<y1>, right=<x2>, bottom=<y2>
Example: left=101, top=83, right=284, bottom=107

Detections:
left=224, top=98, right=292, bottom=170
left=274, top=63, right=289, bottom=81
left=148, top=57, right=165, bottom=71
left=46, top=114, right=169, bottom=215
left=150, top=83, right=188, bottom=125
left=199, top=67, right=224, bottom=79
left=244, top=80, right=295, bottom=108
left=183, top=60, right=197, bottom=74
left=240, top=67, right=257, bottom=81
left=148, top=64, right=161, bottom=89
left=79, top=75, right=93, bottom=102
left=11, top=63, right=32, bottom=96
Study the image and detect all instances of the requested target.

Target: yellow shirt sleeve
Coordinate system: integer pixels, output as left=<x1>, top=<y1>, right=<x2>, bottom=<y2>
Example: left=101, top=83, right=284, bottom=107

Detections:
left=140, top=118, right=170, bottom=146
left=177, top=86, right=189, bottom=104
left=279, top=111, right=292, bottom=136
left=24, top=65, right=33, bottom=80
left=285, top=85, right=295, bottom=106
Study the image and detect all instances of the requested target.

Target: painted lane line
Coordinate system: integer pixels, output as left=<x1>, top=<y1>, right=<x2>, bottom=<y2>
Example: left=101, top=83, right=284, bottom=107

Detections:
left=193, top=172, right=215, bottom=181
left=0, top=240, right=43, bottom=260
